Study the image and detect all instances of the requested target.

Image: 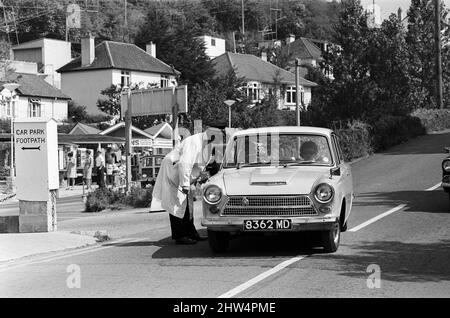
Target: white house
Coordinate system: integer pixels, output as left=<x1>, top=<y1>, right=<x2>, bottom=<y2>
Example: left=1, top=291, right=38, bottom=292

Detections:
left=10, top=38, right=72, bottom=89
left=212, top=52, right=317, bottom=110
left=196, top=35, right=226, bottom=59
left=0, top=72, right=70, bottom=121
left=57, top=36, right=179, bottom=115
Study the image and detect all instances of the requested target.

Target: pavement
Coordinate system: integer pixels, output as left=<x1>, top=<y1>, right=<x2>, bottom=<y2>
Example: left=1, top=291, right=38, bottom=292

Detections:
left=0, top=184, right=111, bottom=263
left=0, top=231, right=98, bottom=263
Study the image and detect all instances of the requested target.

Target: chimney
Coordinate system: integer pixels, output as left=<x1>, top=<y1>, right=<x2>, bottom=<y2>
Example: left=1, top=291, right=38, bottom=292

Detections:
left=286, top=34, right=295, bottom=44
left=146, top=42, right=156, bottom=58
left=261, top=51, right=267, bottom=62
left=81, top=35, right=95, bottom=66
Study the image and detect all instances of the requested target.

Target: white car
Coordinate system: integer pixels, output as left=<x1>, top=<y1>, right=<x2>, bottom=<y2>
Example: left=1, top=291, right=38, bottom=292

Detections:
left=201, top=126, right=354, bottom=253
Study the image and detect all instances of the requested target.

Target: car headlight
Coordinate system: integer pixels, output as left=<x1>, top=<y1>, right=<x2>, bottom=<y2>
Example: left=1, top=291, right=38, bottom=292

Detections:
left=443, top=160, right=450, bottom=172
left=314, top=183, right=334, bottom=203
left=203, top=185, right=222, bottom=204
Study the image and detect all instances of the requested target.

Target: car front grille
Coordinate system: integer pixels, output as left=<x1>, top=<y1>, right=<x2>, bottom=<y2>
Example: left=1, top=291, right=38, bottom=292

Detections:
left=222, top=195, right=318, bottom=217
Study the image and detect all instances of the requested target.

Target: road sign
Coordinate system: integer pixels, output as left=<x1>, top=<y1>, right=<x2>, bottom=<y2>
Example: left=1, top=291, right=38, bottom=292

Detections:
left=120, top=85, right=188, bottom=117
left=14, top=118, right=59, bottom=201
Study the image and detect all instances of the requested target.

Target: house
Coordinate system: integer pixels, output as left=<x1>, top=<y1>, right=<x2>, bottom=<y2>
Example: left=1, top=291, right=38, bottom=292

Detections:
left=212, top=52, right=317, bottom=110
left=10, top=38, right=72, bottom=89
left=68, top=122, right=101, bottom=135
left=196, top=35, right=226, bottom=59
left=0, top=72, right=70, bottom=121
left=280, top=36, right=336, bottom=80
left=57, top=36, right=179, bottom=115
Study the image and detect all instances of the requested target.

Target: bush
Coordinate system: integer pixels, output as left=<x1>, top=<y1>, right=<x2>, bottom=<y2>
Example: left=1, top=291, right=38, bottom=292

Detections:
left=369, top=115, right=425, bottom=151
left=85, top=188, right=115, bottom=212
left=336, top=121, right=373, bottom=162
left=411, top=108, right=450, bottom=132
left=122, top=186, right=153, bottom=208
left=85, top=186, right=152, bottom=212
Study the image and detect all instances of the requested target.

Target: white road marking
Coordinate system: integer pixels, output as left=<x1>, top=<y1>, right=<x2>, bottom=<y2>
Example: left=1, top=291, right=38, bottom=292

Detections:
left=218, top=256, right=307, bottom=298
left=426, top=182, right=441, bottom=191
left=348, top=204, right=407, bottom=232
left=0, top=237, right=138, bottom=272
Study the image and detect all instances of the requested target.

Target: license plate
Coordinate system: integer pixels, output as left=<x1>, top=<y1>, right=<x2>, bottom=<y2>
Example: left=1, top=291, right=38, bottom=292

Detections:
left=243, top=219, right=292, bottom=231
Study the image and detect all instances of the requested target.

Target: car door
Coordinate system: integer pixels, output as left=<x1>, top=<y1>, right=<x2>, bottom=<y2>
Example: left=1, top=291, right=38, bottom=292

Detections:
left=331, top=134, right=354, bottom=219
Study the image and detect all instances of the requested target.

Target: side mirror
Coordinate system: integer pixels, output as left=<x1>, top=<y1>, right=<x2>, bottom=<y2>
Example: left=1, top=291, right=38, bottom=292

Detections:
left=445, top=147, right=450, bottom=154
left=330, top=167, right=341, bottom=177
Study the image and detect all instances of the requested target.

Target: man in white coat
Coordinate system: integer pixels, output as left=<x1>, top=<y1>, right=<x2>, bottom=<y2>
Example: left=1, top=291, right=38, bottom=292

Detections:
left=152, top=131, right=215, bottom=244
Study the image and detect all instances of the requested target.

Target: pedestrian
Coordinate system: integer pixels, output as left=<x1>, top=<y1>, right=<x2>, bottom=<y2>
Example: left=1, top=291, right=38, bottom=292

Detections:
left=105, top=147, right=116, bottom=188
left=66, top=152, right=76, bottom=190
left=152, top=131, right=217, bottom=245
left=95, top=150, right=106, bottom=189
left=83, top=149, right=93, bottom=190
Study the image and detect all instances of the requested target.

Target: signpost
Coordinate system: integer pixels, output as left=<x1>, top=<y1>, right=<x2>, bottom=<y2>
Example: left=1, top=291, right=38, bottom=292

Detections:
left=14, top=118, right=59, bottom=232
left=120, top=85, right=188, bottom=192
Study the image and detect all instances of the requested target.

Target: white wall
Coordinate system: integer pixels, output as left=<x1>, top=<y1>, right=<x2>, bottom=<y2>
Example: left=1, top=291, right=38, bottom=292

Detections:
left=197, top=35, right=226, bottom=59
left=42, top=39, right=72, bottom=89
left=61, top=69, right=113, bottom=115
left=112, top=69, right=177, bottom=88
left=13, top=96, right=68, bottom=121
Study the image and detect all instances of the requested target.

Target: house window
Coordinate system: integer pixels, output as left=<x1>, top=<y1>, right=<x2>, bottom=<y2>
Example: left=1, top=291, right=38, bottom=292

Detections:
left=160, top=75, right=169, bottom=88
left=28, top=98, right=41, bottom=117
left=121, top=71, right=130, bottom=87
left=211, top=38, right=216, bottom=46
left=246, top=82, right=261, bottom=102
left=285, top=85, right=304, bottom=105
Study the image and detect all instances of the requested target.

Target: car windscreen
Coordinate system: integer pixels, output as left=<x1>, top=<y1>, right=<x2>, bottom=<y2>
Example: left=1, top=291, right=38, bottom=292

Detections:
left=223, top=133, right=333, bottom=168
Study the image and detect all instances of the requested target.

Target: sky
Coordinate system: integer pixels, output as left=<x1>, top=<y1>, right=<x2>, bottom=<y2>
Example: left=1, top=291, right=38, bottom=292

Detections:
left=359, top=0, right=450, bottom=20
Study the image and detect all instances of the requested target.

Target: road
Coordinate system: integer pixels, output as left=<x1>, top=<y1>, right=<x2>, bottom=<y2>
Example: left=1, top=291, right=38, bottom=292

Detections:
left=0, top=131, right=449, bottom=298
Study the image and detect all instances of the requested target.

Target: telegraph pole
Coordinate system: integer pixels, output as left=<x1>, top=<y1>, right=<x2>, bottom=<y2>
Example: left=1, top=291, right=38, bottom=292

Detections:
left=435, top=0, right=444, bottom=109
left=295, top=59, right=301, bottom=126
left=125, top=88, right=132, bottom=193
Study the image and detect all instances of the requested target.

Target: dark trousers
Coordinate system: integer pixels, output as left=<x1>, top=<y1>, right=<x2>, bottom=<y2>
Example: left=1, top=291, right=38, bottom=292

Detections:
left=169, top=204, right=199, bottom=240
left=97, top=167, right=105, bottom=188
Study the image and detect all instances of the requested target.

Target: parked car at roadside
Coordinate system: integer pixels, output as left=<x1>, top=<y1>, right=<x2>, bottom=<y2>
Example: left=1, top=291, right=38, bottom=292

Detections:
left=201, top=126, right=354, bottom=253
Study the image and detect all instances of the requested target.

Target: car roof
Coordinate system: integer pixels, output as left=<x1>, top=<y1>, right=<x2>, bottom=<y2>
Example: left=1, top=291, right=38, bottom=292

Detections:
left=231, top=126, right=334, bottom=137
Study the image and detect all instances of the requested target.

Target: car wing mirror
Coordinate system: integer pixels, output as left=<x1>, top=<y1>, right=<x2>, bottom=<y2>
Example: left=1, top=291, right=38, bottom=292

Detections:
left=445, top=147, right=450, bottom=154
left=330, top=167, right=341, bottom=178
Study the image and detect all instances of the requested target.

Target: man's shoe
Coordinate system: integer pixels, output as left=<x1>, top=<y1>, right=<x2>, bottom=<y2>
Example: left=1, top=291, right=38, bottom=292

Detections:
left=175, top=237, right=197, bottom=245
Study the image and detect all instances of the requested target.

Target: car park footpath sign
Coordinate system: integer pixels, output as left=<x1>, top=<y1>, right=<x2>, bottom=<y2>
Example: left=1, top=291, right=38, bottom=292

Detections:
left=14, top=118, right=59, bottom=232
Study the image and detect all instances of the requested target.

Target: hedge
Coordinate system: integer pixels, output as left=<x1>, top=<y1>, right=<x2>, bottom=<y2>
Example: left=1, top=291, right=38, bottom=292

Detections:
left=85, top=186, right=152, bottom=212
left=411, top=108, right=450, bottom=132
left=336, top=121, right=372, bottom=162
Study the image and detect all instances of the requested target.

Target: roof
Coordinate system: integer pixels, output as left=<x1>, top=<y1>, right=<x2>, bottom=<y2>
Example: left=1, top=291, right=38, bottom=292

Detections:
left=11, top=38, right=70, bottom=51
left=100, top=121, right=154, bottom=139
left=144, top=122, right=172, bottom=139
left=1, top=73, right=71, bottom=100
left=212, top=52, right=317, bottom=87
left=284, top=37, right=323, bottom=61
left=232, top=126, right=333, bottom=137
left=57, top=41, right=177, bottom=75
left=68, top=122, right=101, bottom=135
left=58, top=134, right=125, bottom=144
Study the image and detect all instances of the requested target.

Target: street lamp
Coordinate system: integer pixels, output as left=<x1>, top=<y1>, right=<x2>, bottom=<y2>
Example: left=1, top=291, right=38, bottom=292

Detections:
left=224, top=99, right=236, bottom=128
left=2, top=82, right=20, bottom=179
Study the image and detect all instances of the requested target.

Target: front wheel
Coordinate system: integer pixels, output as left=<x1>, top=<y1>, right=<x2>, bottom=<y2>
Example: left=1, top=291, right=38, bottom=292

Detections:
left=207, top=230, right=230, bottom=253
left=321, top=222, right=340, bottom=253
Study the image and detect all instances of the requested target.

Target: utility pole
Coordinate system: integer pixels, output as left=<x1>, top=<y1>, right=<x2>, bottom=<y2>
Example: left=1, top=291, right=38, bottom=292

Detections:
left=124, top=0, right=128, bottom=42
left=435, top=0, right=444, bottom=109
left=125, top=88, right=132, bottom=193
left=241, top=0, right=245, bottom=51
left=295, top=59, right=301, bottom=126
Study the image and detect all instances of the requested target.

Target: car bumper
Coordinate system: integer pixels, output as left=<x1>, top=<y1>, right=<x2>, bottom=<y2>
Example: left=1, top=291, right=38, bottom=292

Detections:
left=201, top=216, right=339, bottom=232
